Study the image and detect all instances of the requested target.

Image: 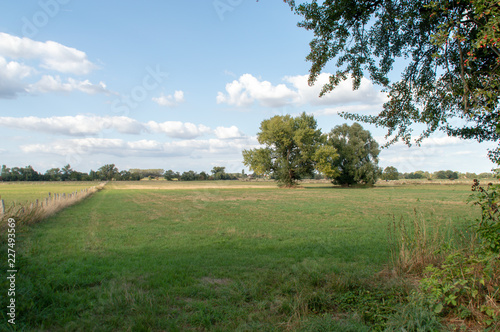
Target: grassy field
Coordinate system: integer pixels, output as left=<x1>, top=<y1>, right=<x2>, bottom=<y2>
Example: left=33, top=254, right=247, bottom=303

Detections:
left=0, top=182, right=101, bottom=208
left=0, top=180, right=481, bottom=331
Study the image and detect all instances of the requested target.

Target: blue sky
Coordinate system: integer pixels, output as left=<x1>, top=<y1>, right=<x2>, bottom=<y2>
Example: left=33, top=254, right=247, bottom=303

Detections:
left=0, top=1, right=496, bottom=175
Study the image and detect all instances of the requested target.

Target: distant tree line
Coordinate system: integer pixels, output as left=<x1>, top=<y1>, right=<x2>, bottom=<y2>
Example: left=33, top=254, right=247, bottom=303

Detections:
left=0, top=164, right=246, bottom=182
left=380, top=167, right=495, bottom=181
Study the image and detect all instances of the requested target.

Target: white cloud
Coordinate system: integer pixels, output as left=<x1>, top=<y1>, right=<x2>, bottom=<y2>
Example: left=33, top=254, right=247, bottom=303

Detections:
left=20, top=136, right=258, bottom=158
left=214, top=125, right=244, bottom=139
left=0, top=115, right=248, bottom=141
left=28, top=75, right=114, bottom=95
left=313, top=104, right=381, bottom=116
left=152, top=90, right=185, bottom=107
left=146, top=121, right=211, bottom=139
left=216, top=73, right=388, bottom=109
left=0, top=33, right=111, bottom=99
left=284, top=73, right=388, bottom=106
left=420, top=136, right=464, bottom=147
left=0, top=56, right=34, bottom=98
left=0, top=115, right=145, bottom=136
left=0, top=32, right=97, bottom=75
left=217, top=73, right=295, bottom=107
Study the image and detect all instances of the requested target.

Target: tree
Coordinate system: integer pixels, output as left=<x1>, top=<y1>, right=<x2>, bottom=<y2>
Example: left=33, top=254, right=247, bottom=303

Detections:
left=45, top=168, right=62, bottom=181
left=382, top=166, right=399, bottom=180
left=181, top=170, right=198, bottom=181
left=20, top=166, right=40, bottom=181
left=61, top=164, right=73, bottom=181
left=434, top=170, right=459, bottom=180
left=326, top=123, right=381, bottom=186
left=164, top=170, right=180, bottom=181
left=211, top=166, right=227, bottom=180
left=242, top=112, right=338, bottom=187
left=285, top=0, right=500, bottom=161
left=1, top=165, right=11, bottom=181
left=98, top=164, right=119, bottom=181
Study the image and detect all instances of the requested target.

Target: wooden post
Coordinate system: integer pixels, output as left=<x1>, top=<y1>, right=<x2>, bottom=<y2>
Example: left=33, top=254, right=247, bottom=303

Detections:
left=0, top=199, right=4, bottom=215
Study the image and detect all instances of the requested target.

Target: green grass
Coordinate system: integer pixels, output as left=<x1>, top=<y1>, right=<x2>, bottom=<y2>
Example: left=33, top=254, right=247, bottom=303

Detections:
left=0, top=182, right=100, bottom=208
left=1, top=181, right=480, bottom=331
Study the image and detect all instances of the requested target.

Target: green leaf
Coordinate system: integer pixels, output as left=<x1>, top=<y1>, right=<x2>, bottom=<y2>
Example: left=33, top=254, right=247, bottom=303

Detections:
left=434, top=303, right=444, bottom=314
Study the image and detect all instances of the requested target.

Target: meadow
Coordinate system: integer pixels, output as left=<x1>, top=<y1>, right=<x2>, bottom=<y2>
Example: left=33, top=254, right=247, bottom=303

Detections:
left=0, top=182, right=100, bottom=208
left=0, top=180, right=481, bottom=331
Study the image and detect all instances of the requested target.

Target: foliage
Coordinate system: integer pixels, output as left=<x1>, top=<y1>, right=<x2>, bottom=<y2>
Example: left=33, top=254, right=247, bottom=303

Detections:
left=0, top=164, right=242, bottom=182
left=98, top=164, right=119, bottom=181
left=410, top=176, right=500, bottom=327
left=164, top=169, right=180, bottom=181
left=434, top=170, right=459, bottom=180
left=129, top=168, right=164, bottom=179
left=285, top=0, right=500, bottom=161
left=420, top=249, right=500, bottom=326
left=242, top=112, right=338, bottom=187
left=401, top=171, right=427, bottom=180
left=385, top=293, right=444, bottom=332
left=382, top=166, right=399, bottom=180
left=470, top=176, right=500, bottom=251
left=325, top=123, right=381, bottom=186
left=211, top=166, right=231, bottom=180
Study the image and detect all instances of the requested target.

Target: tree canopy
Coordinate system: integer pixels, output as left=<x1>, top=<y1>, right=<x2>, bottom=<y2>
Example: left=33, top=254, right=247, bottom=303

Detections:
left=285, top=0, right=500, bottom=161
left=242, top=112, right=338, bottom=187
left=326, top=123, right=381, bottom=186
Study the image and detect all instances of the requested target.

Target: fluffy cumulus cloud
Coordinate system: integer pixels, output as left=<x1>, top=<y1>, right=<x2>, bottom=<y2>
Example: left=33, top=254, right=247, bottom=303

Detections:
left=147, top=121, right=211, bottom=139
left=0, top=56, right=33, bottom=98
left=217, top=73, right=388, bottom=110
left=152, top=90, right=185, bottom=107
left=284, top=73, right=387, bottom=106
left=214, top=125, right=244, bottom=139
left=0, top=32, right=111, bottom=98
left=217, top=74, right=296, bottom=108
left=0, top=32, right=97, bottom=75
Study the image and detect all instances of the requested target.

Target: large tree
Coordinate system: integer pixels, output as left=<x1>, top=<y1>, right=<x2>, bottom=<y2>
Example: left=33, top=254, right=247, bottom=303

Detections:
left=242, top=112, right=338, bottom=187
left=326, top=123, right=381, bottom=186
left=285, top=0, right=500, bottom=161
left=98, top=164, right=119, bottom=181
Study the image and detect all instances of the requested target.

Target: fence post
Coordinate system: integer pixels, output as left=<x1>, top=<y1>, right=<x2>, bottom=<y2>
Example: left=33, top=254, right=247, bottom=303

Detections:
left=1, top=199, right=4, bottom=215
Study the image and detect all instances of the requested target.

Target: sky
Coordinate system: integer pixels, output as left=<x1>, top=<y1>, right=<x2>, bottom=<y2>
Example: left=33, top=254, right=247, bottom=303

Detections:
left=0, top=1, right=497, bottom=175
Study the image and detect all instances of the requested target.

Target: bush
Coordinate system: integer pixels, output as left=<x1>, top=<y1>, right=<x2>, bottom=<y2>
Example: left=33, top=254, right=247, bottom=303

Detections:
left=420, top=249, right=500, bottom=326
left=417, top=174, right=500, bottom=327
left=470, top=178, right=500, bottom=252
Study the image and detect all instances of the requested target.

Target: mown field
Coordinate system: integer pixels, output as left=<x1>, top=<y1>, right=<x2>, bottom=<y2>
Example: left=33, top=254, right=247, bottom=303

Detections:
left=0, top=180, right=481, bottom=331
left=0, top=182, right=100, bottom=208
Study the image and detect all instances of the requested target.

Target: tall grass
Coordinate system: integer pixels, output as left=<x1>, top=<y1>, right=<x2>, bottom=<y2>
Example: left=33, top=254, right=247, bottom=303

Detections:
left=387, top=209, right=458, bottom=276
left=0, top=182, right=105, bottom=234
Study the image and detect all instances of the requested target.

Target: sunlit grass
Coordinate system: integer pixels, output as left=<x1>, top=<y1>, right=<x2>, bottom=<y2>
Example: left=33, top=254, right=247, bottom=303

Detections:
left=3, top=182, right=479, bottom=330
left=0, top=181, right=100, bottom=208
